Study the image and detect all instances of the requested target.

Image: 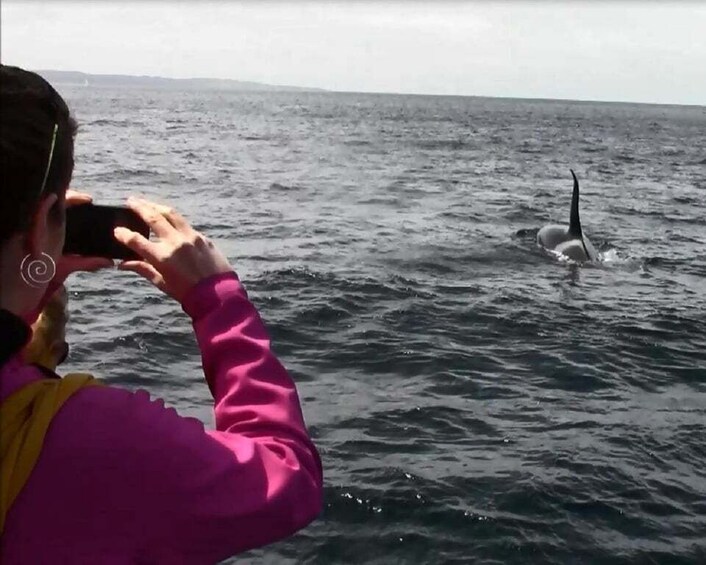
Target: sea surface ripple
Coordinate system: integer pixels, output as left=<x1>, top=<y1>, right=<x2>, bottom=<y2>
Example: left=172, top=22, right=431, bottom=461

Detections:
left=60, top=86, right=706, bottom=564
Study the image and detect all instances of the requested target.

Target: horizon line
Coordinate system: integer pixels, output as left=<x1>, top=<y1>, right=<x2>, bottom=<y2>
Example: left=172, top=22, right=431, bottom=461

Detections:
left=37, top=69, right=705, bottom=109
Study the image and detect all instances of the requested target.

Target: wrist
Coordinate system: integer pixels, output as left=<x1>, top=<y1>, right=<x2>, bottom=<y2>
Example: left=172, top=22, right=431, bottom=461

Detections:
left=180, top=271, right=242, bottom=321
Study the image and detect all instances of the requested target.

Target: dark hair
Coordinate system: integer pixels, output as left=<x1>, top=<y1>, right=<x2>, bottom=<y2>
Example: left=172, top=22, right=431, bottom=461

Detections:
left=0, top=64, right=78, bottom=244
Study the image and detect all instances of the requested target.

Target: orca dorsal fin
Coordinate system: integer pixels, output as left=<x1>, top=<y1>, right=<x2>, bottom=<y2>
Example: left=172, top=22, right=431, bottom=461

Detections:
left=568, top=169, right=582, bottom=238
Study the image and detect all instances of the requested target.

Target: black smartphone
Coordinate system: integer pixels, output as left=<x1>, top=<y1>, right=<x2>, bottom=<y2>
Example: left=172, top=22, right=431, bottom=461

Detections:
left=64, top=204, right=150, bottom=260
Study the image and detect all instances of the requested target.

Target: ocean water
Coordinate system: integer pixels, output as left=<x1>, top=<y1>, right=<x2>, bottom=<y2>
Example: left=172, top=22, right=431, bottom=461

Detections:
left=57, top=85, right=705, bottom=564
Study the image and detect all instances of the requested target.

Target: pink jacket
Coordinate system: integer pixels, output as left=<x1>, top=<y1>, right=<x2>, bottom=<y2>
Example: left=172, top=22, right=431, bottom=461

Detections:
left=0, top=272, right=323, bottom=564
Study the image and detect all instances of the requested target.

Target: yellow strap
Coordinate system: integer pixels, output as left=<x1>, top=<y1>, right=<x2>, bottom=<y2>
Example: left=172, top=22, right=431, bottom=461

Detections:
left=23, top=297, right=67, bottom=372
left=0, top=373, right=102, bottom=534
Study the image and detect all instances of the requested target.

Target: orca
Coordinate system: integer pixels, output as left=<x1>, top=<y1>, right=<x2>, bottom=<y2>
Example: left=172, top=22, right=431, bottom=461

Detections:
left=537, top=170, right=599, bottom=262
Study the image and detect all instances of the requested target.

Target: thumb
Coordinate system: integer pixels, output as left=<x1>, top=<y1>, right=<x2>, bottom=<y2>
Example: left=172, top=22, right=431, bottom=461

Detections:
left=71, top=257, right=115, bottom=271
left=55, top=256, right=114, bottom=283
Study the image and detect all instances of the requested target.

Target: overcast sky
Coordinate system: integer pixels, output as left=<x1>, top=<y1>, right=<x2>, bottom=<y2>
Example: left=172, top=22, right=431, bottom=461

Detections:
left=2, top=1, right=705, bottom=105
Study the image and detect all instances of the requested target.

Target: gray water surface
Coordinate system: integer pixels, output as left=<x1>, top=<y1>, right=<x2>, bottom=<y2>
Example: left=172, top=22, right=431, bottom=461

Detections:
left=60, top=86, right=706, bottom=564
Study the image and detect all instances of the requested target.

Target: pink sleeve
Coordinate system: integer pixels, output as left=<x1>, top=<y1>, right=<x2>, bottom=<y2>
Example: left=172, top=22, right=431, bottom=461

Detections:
left=37, top=272, right=323, bottom=562
left=178, top=271, right=324, bottom=553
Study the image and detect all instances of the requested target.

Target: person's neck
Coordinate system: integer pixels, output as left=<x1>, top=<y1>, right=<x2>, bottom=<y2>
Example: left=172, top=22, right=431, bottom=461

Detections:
left=0, top=307, right=32, bottom=366
left=0, top=245, right=41, bottom=318
left=0, top=284, right=27, bottom=318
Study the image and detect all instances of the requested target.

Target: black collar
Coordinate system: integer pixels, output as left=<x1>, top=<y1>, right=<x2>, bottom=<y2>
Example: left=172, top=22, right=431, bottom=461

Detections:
left=0, top=308, right=32, bottom=367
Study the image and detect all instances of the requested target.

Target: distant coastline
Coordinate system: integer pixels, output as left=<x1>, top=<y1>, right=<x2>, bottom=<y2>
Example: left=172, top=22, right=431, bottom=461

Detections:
left=36, top=70, right=327, bottom=93
left=35, top=70, right=702, bottom=108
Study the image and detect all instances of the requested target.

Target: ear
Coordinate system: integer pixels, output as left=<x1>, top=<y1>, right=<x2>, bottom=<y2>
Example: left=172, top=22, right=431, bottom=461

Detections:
left=23, top=193, right=59, bottom=256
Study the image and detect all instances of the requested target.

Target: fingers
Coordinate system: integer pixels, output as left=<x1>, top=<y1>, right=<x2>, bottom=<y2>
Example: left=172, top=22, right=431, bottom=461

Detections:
left=150, top=202, right=194, bottom=233
left=125, top=197, right=178, bottom=240
left=117, top=260, right=166, bottom=291
left=114, top=226, right=161, bottom=264
left=66, top=257, right=115, bottom=271
left=55, top=256, right=114, bottom=284
left=126, top=196, right=195, bottom=234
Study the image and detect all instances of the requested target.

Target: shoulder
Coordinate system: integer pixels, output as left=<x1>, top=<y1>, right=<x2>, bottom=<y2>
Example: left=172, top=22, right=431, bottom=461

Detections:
left=47, top=376, right=208, bottom=458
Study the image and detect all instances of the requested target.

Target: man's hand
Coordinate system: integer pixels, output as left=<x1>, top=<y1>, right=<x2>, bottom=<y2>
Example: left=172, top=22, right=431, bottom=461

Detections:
left=115, top=196, right=233, bottom=303
left=25, top=190, right=114, bottom=325
left=55, top=190, right=115, bottom=283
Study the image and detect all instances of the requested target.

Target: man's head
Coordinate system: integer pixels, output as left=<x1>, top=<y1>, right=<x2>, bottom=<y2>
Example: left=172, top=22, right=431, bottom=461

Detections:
left=0, top=65, right=77, bottom=315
